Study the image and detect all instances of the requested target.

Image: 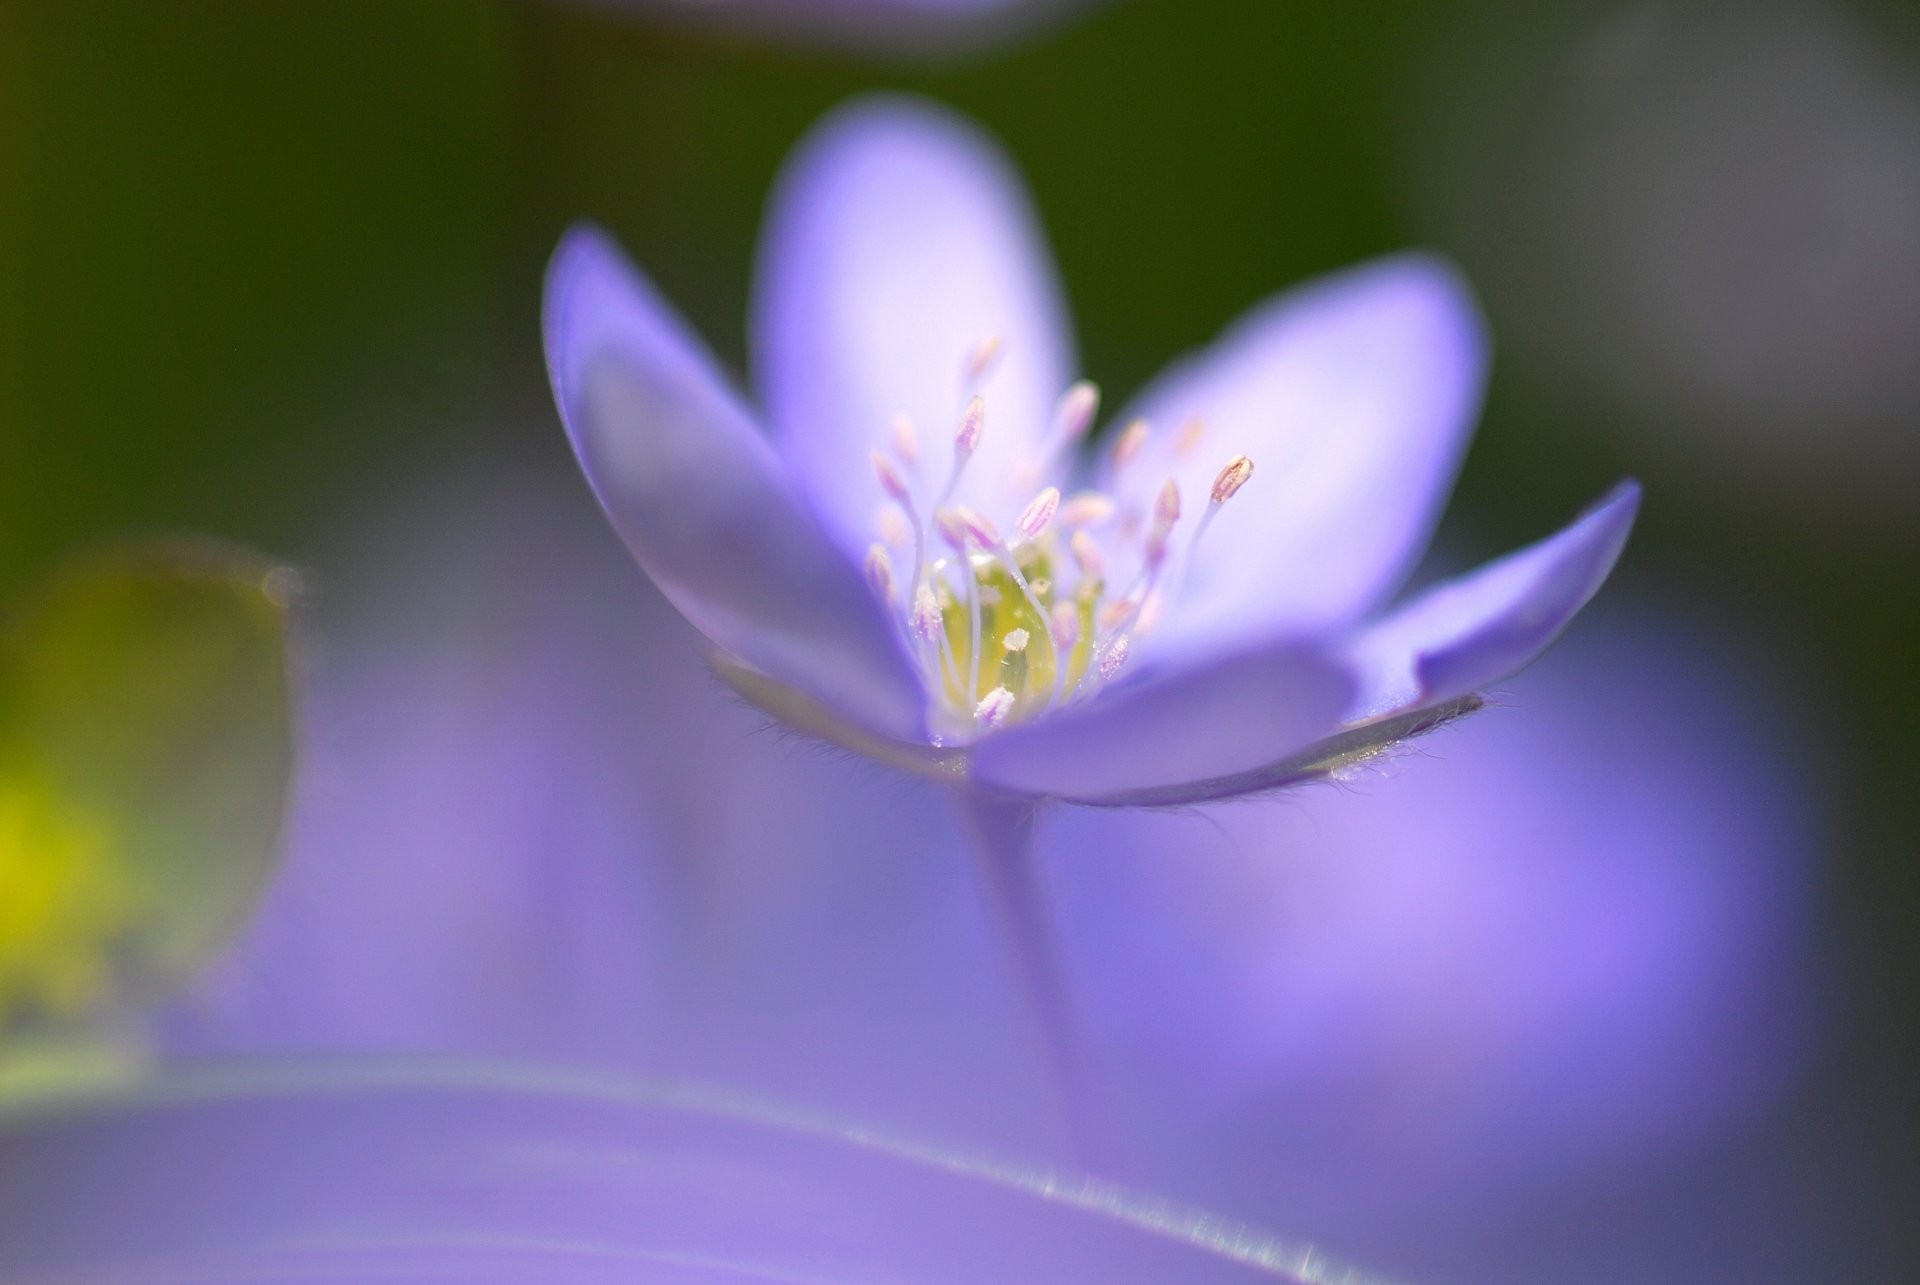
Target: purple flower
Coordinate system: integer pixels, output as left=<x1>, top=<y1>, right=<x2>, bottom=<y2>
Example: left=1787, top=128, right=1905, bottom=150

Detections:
left=561, top=0, right=1104, bottom=57
left=544, top=95, right=1640, bottom=808
left=133, top=469, right=1815, bottom=1280
left=1046, top=605, right=1822, bottom=1267
left=0, top=1065, right=1358, bottom=1284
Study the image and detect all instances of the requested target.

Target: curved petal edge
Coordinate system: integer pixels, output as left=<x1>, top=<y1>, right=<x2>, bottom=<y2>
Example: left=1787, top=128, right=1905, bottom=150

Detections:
left=970, top=643, right=1354, bottom=803
left=1342, top=480, right=1642, bottom=720
left=544, top=224, right=927, bottom=743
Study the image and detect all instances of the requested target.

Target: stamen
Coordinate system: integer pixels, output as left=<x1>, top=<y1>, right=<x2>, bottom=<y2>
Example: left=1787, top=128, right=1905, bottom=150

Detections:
left=878, top=507, right=912, bottom=552
left=938, top=397, right=987, bottom=511
left=1070, top=530, right=1107, bottom=580
left=951, top=504, right=1001, bottom=549
left=873, top=451, right=911, bottom=504
left=964, top=336, right=1005, bottom=387
left=891, top=415, right=920, bottom=468
left=1059, top=492, right=1116, bottom=528
left=1144, top=478, right=1182, bottom=567
left=1050, top=601, right=1080, bottom=650
left=864, top=543, right=897, bottom=606
left=1210, top=454, right=1255, bottom=503
left=1052, top=381, right=1100, bottom=443
left=955, top=396, right=985, bottom=460
left=910, top=585, right=944, bottom=643
left=966, top=572, right=984, bottom=707
left=934, top=507, right=971, bottom=554
left=975, top=685, right=1016, bottom=729
left=1016, top=487, right=1061, bottom=542
left=1189, top=453, right=1254, bottom=571
left=867, top=357, right=1223, bottom=736
left=1136, top=589, right=1165, bottom=638
left=1111, top=419, right=1150, bottom=469
left=878, top=451, right=929, bottom=605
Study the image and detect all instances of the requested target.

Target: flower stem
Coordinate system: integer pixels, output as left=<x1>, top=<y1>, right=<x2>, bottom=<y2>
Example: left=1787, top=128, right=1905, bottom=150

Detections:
left=952, top=788, right=1110, bottom=1174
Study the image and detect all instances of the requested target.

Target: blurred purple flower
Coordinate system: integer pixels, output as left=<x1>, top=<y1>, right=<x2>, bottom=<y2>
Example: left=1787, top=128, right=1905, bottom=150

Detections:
left=0, top=1065, right=1356, bottom=1284
left=561, top=0, right=1106, bottom=59
left=149, top=466, right=1817, bottom=1280
left=162, top=467, right=1053, bottom=1158
left=1046, top=604, right=1822, bottom=1269
left=543, top=94, right=1640, bottom=809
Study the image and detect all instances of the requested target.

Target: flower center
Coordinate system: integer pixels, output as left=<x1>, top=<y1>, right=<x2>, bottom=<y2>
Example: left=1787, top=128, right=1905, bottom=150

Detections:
left=863, top=340, right=1254, bottom=743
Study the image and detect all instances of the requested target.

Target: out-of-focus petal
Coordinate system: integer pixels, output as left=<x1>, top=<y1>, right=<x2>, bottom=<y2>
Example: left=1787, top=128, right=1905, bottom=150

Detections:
left=754, top=96, right=1075, bottom=555
left=1107, top=256, right=1488, bottom=666
left=545, top=225, right=926, bottom=742
left=161, top=463, right=1050, bottom=1158
left=1048, top=606, right=1821, bottom=1264
left=971, top=645, right=1352, bottom=803
left=569, top=0, right=1106, bottom=60
left=0, top=1065, right=1367, bottom=1285
left=1341, top=481, right=1641, bottom=719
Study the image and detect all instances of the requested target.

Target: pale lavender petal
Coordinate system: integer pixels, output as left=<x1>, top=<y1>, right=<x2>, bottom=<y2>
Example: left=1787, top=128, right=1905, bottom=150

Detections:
left=1107, top=256, right=1488, bottom=666
left=0, top=1066, right=1354, bottom=1284
left=971, top=644, right=1352, bottom=802
left=1341, top=480, right=1641, bottom=720
left=1046, top=607, right=1821, bottom=1264
left=546, top=224, right=926, bottom=742
left=162, top=464, right=1047, bottom=1159
left=754, top=96, right=1075, bottom=556
left=582, top=0, right=1104, bottom=59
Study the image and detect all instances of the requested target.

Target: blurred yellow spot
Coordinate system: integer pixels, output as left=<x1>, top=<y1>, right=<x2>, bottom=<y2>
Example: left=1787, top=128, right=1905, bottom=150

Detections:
left=0, top=776, right=129, bottom=1026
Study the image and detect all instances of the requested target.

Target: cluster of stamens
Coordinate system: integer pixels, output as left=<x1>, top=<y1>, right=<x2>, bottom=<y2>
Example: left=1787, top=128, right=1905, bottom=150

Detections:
left=865, top=338, right=1254, bottom=743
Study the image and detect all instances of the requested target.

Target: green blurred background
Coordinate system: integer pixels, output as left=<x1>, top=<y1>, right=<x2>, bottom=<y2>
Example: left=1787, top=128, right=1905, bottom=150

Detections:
left=4, top=0, right=1916, bottom=1278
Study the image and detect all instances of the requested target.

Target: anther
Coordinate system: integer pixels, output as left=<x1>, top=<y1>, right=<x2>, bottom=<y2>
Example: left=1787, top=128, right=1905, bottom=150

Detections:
left=1175, top=417, right=1208, bottom=457
left=1016, top=487, right=1061, bottom=542
left=964, top=336, right=1005, bottom=385
left=872, top=451, right=911, bottom=503
left=955, top=395, right=985, bottom=459
left=891, top=415, right=920, bottom=467
left=1070, top=529, right=1107, bottom=580
left=933, top=507, right=970, bottom=553
left=878, top=507, right=912, bottom=551
left=1052, top=381, right=1101, bottom=443
left=953, top=504, right=1001, bottom=549
left=1188, top=455, right=1253, bottom=572
left=1059, top=492, right=1117, bottom=528
left=1003, top=627, right=1031, bottom=653
left=1145, top=478, right=1182, bottom=566
left=1111, top=419, right=1150, bottom=469
left=864, top=544, right=897, bottom=606
left=1098, top=634, right=1131, bottom=681
left=1210, top=454, right=1254, bottom=504
left=975, top=685, right=1017, bottom=729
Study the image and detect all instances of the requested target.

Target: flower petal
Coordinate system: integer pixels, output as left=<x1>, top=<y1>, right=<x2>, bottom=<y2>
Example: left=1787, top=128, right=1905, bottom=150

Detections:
left=1107, top=255, right=1489, bottom=665
left=753, top=95, right=1076, bottom=555
left=1341, top=481, right=1642, bottom=719
left=0, top=1065, right=1345, bottom=1284
left=971, top=644, right=1353, bottom=803
left=545, top=224, right=926, bottom=743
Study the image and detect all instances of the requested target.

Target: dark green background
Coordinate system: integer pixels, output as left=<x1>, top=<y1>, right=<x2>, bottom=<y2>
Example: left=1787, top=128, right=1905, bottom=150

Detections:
left=4, top=1, right=1915, bottom=1280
